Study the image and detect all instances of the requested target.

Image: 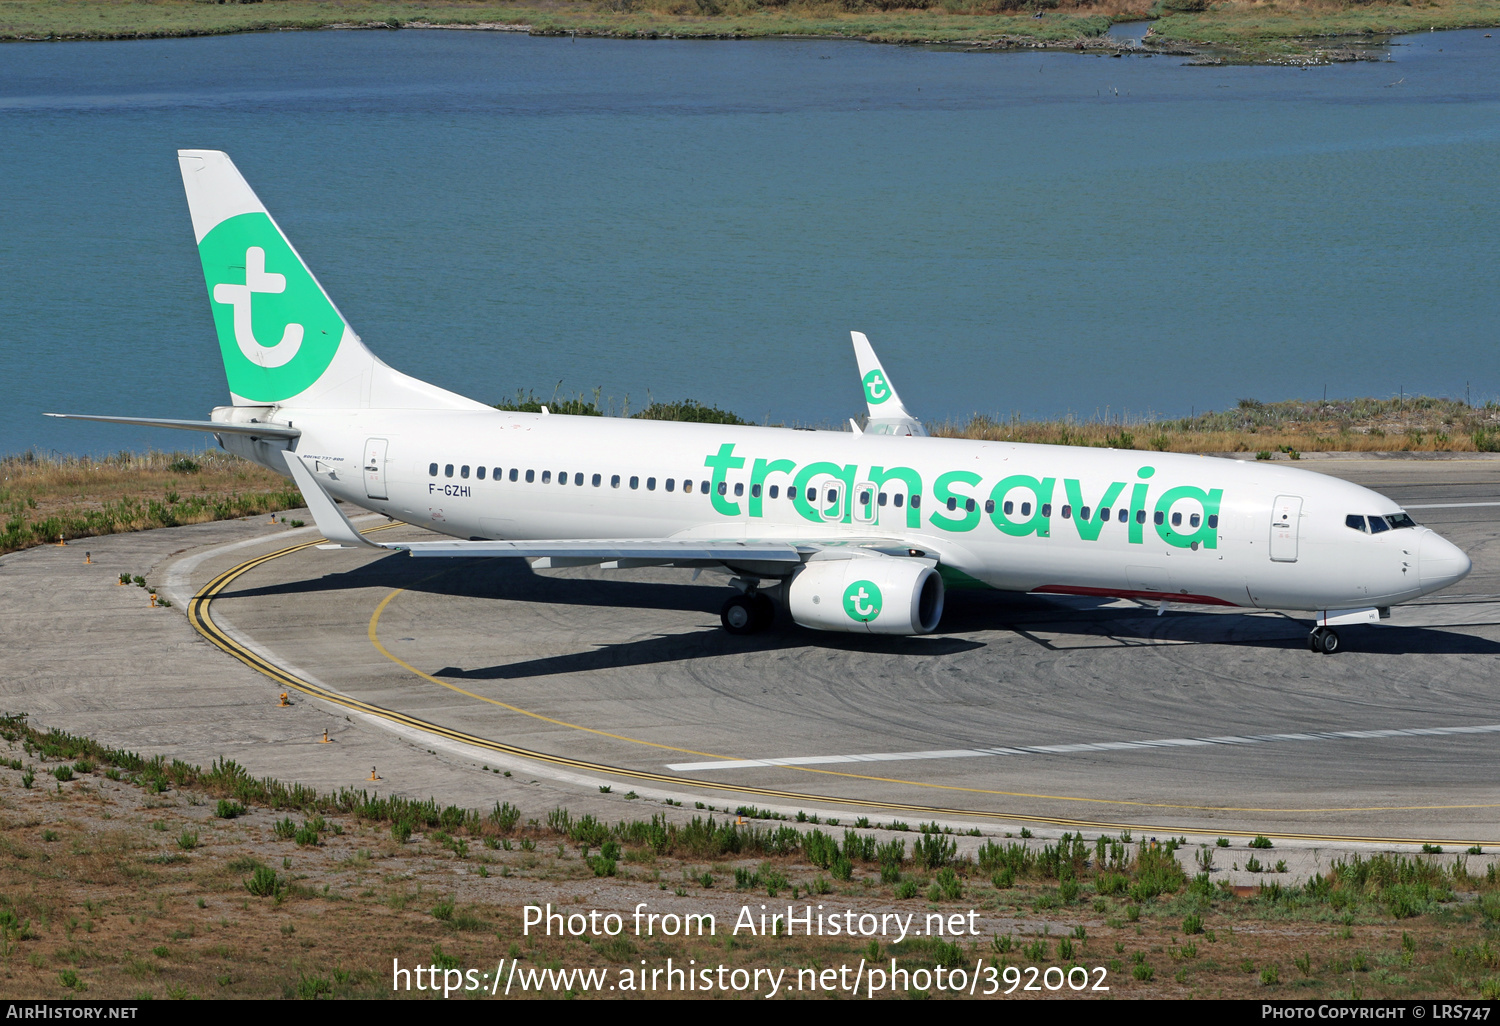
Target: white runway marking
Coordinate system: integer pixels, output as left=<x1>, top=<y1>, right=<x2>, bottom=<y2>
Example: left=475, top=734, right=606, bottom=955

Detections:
left=665, top=723, right=1500, bottom=772
left=1404, top=501, right=1500, bottom=509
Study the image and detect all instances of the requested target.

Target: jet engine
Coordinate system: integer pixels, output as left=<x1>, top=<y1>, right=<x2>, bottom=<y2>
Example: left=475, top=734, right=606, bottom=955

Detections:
left=786, top=556, right=944, bottom=635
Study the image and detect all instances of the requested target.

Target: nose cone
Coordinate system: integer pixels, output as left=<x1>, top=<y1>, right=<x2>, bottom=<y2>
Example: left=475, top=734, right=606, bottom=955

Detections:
left=1419, top=531, right=1472, bottom=592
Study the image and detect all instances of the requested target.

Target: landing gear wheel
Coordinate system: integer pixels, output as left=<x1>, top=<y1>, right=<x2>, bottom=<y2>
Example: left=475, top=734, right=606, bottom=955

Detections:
left=1309, top=627, right=1341, bottom=654
left=721, top=595, right=756, bottom=635
left=750, top=593, right=776, bottom=632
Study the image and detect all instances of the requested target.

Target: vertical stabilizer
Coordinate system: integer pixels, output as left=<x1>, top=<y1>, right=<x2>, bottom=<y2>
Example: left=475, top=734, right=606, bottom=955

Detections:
left=179, top=150, right=489, bottom=412
left=850, top=331, right=926, bottom=437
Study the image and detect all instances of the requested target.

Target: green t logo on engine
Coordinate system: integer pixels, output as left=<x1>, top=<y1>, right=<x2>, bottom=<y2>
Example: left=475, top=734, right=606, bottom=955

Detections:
left=843, top=580, right=883, bottom=622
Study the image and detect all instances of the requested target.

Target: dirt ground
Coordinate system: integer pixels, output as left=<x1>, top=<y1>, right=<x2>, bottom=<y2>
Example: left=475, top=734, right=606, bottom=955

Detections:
left=1, top=730, right=1496, bottom=1001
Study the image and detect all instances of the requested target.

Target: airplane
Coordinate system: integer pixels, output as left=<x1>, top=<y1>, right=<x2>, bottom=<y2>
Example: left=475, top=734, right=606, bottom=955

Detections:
left=49, top=150, right=1473, bottom=654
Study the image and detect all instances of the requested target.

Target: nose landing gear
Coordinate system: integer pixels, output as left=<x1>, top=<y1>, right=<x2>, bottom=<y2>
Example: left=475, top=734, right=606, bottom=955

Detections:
left=1308, top=626, right=1341, bottom=654
left=721, top=585, right=777, bottom=635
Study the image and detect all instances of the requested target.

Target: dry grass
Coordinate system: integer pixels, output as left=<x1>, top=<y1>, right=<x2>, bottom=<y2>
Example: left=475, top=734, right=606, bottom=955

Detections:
left=3, top=0, right=1498, bottom=55
left=935, top=396, right=1500, bottom=455
left=0, top=450, right=302, bottom=556
left=0, top=717, right=1496, bottom=1000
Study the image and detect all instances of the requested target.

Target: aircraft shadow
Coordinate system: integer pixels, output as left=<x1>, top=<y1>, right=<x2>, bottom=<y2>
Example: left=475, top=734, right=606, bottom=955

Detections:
left=220, top=554, right=1500, bottom=661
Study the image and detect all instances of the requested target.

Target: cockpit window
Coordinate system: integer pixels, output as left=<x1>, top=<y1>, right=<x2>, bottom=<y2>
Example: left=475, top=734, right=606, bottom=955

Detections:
left=1368, top=515, right=1390, bottom=534
left=1345, top=514, right=1367, bottom=533
left=1386, top=513, right=1417, bottom=530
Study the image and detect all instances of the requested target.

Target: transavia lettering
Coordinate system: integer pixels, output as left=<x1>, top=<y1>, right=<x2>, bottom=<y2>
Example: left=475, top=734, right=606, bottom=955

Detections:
left=705, top=445, right=1222, bottom=549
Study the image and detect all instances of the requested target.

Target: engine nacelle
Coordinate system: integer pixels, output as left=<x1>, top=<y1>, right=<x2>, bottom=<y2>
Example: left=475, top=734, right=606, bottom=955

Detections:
left=786, top=557, right=945, bottom=635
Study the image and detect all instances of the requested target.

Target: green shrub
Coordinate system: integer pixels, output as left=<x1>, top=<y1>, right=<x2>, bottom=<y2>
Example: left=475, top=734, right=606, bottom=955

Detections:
left=1249, top=835, right=1273, bottom=849
left=244, top=866, right=283, bottom=898
left=272, top=817, right=296, bottom=840
left=215, top=799, right=245, bottom=819
left=1183, top=913, right=1204, bottom=935
left=633, top=399, right=744, bottom=425
left=52, top=765, right=74, bottom=782
left=913, top=832, right=957, bottom=869
left=177, top=829, right=199, bottom=851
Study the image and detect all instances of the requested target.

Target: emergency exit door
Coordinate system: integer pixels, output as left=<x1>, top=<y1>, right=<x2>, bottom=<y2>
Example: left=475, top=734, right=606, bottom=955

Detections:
left=1269, top=495, right=1302, bottom=562
left=364, top=438, right=389, bottom=500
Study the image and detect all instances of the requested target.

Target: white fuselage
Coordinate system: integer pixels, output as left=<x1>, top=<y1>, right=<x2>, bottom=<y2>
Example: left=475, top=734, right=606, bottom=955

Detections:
left=225, top=406, right=1472, bottom=613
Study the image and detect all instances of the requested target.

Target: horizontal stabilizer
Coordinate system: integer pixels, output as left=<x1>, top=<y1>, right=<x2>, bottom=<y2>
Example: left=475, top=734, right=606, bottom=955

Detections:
left=45, top=413, right=300, bottom=439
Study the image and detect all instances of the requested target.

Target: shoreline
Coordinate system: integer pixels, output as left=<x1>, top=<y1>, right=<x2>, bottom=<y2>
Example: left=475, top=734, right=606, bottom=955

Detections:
left=3, top=1, right=1499, bottom=65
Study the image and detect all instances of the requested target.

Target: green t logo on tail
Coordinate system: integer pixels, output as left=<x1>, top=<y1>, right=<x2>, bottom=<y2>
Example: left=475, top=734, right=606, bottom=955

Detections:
left=198, top=212, right=344, bottom=402
left=862, top=370, right=892, bottom=405
left=844, top=580, right=882, bottom=622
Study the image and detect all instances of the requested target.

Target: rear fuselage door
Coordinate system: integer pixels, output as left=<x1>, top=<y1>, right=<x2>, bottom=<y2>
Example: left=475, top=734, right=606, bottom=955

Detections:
left=364, top=437, right=389, bottom=500
left=1269, top=494, right=1302, bottom=562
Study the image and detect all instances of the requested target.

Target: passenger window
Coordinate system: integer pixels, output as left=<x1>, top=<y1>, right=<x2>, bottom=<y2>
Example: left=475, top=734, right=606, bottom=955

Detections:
left=1153, top=511, right=1163, bottom=525
left=894, top=494, right=904, bottom=508
left=1021, top=502, right=1032, bottom=517
left=1100, top=508, right=1111, bottom=522
left=1062, top=505, right=1072, bottom=519
left=1189, top=513, right=1200, bottom=527
left=734, top=483, right=744, bottom=497
left=542, top=471, right=551, bottom=484
left=477, top=467, right=486, bottom=480
left=647, top=477, right=656, bottom=491
left=444, top=464, right=454, bottom=478
left=494, top=467, right=502, bottom=481
left=964, top=498, right=976, bottom=513
left=684, top=480, right=693, bottom=494
left=719, top=482, right=728, bottom=496
left=1135, top=510, right=1145, bottom=524
left=510, top=469, right=519, bottom=482
left=557, top=471, right=566, bottom=485
left=593, top=473, right=602, bottom=487
left=525, top=470, right=535, bottom=483
left=879, top=492, right=888, bottom=506
left=701, top=481, right=710, bottom=494
left=428, top=463, right=438, bottom=477
left=666, top=478, right=675, bottom=493
left=630, top=476, right=639, bottom=490
left=1368, top=515, right=1389, bottom=534
left=806, top=487, right=817, bottom=501
left=1003, top=500, right=1013, bottom=515
left=1079, top=506, right=1090, bottom=520
left=946, top=497, right=957, bottom=512
left=1345, top=514, right=1366, bottom=532
left=574, top=473, right=583, bottom=486
left=826, top=489, right=838, bottom=504
left=611, top=474, right=620, bottom=488
left=461, top=465, right=470, bottom=479
left=1206, top=514, right=1218, bottom=529
left=910, top=495, right=921, bottom=509
left=1172, top=512, right=1182, bottom=527
left=1041, top=504, right=1051, bottom=517
left=984, top=499, right=995, bottom=514
left=768, top=485, right=777, bottom=499
left=1117, top=508, right=1128, bottom=523
left=751, top=483, right=761, bottom=498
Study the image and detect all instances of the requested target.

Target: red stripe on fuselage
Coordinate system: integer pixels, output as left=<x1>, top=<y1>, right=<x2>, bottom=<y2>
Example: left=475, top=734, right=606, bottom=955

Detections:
left=1031, top=585, right=1239, bottom=607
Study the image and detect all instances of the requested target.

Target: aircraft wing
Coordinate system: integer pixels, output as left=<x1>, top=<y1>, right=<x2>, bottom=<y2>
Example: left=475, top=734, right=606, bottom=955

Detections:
left=281, top=451, right=923, bottom=570
left=850, top=332, right=926, bottom=437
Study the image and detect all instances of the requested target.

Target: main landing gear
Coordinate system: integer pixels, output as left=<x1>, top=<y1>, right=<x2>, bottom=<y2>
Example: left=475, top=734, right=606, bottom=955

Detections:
left=721, top=586, right=777, bottom=635
left=1308, top=626, right=1341, bottom=655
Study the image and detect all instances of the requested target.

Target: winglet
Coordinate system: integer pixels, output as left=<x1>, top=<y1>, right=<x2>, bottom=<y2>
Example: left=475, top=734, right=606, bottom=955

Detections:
left=280, top=449, right=381, bottom=549
left=850, top=332, right=926, bottom=437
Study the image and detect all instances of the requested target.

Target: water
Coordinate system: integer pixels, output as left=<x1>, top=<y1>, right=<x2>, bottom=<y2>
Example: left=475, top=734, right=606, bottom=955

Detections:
left=3, top=29, right=1500, bottom=455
